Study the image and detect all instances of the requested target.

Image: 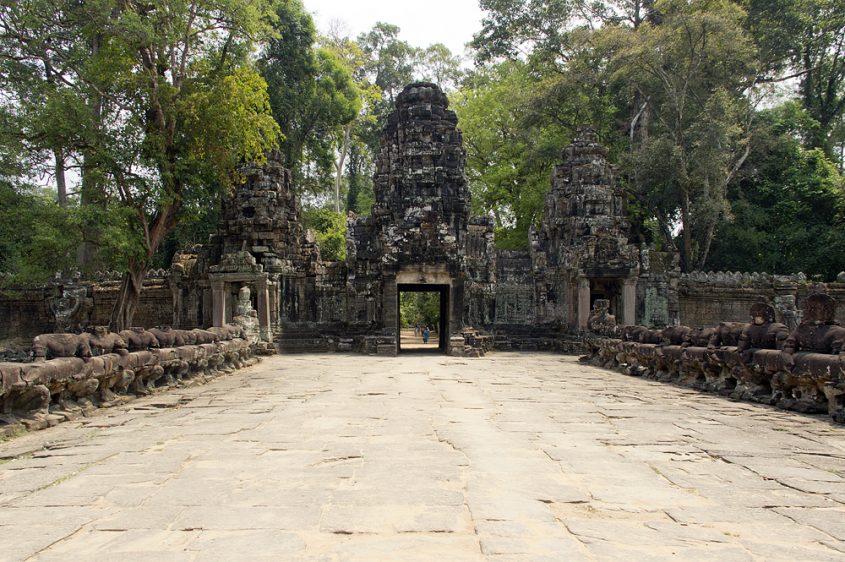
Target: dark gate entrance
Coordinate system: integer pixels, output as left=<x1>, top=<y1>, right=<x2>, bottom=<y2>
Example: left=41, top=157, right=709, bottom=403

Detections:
left=397, top=284, right=450, bottom=353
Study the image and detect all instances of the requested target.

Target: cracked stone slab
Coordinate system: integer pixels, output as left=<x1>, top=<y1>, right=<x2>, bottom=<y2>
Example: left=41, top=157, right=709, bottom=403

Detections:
left=0, top=354, right=844, bottom=560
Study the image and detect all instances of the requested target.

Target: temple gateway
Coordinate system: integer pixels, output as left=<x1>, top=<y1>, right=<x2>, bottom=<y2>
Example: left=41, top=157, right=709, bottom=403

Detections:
left=5, top=83, right=845, bottom=424
left=168, top=83, right=676, bottom=356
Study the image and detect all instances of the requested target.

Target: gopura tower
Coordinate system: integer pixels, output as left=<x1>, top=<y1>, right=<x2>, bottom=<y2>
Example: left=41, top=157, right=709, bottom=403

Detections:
left=347, top=83, right=474, bottom=351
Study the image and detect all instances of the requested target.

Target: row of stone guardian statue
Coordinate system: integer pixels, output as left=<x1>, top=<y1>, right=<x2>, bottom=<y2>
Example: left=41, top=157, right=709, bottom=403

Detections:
left=0, top=324, right=257, bottom=431
left=583, top=294, right=845, bottom=423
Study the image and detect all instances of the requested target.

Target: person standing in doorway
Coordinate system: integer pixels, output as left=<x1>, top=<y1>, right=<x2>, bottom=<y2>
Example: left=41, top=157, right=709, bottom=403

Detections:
left=422, top=326, right=430, bottom=344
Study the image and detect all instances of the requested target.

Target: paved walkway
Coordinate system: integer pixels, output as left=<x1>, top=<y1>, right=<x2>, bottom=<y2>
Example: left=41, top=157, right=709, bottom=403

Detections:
left=1, top=353, right=845, bottom=561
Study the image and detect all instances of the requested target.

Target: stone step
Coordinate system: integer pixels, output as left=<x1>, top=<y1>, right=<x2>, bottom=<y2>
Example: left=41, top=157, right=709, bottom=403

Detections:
left=276, top=338, right=328, bottom=354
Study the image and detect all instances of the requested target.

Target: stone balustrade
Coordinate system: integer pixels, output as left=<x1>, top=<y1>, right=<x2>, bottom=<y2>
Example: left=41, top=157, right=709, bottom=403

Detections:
left=582, top=297, right=845, bottom=423
left=0, top=326, right=267, bottom=434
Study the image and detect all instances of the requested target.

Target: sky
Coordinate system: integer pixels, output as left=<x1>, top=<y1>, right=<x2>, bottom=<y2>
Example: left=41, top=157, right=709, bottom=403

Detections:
left=302, top=0, right=485, bottom=60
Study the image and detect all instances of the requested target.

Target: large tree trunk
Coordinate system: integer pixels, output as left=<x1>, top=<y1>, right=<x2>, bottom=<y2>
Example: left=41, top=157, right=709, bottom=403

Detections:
left=680, top=188, right=692, bottom=273
left=77, top=33, right=104, bottom=270
left=334, top=123, right=353, bottom=213
left=54, top=148, right=67, bottom=207
left=109, top=203, right=180, bottom=331
left=110, top=260, right=147, bottom=331
left=346, top=142, right=360, bottom=213
left=42, top=60, right=68, bottom=209
left=697, top=219, right=717, bottom=271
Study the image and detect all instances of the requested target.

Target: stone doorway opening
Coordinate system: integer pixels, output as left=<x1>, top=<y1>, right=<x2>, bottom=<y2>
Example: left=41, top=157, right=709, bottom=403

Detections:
left=397, top=284, right=449, bottom=353
left=590, top=278, right=622, bottom=320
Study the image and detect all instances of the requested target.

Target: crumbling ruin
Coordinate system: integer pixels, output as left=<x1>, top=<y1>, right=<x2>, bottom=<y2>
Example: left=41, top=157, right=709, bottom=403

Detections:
left=163, top=83, right=676, bottom=356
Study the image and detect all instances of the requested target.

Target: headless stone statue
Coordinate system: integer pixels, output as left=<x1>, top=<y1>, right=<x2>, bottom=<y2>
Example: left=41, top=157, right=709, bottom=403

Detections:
left=236, top=286, right=254, bottom=316
left=233, top=285, right=259, bottom=341
left=587, top=299, right=617, bottom=336
left=774, top=295, right=801, bottom=331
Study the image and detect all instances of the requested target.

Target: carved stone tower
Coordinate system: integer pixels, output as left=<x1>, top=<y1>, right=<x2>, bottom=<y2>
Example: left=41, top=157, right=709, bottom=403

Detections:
left=347, top=83, right=474, bottom=352
left=532, top=127, right=640, bottom=328
left=371, top=82, right=471, bottom=271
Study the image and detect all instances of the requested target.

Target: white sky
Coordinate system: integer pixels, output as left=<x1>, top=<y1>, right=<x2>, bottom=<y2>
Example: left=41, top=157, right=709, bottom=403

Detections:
left=302, top=0, right=485, bottom=60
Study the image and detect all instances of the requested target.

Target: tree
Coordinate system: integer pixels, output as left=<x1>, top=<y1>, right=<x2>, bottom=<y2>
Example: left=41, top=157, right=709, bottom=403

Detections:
left=259, top=0, right=360, bottom=198
left=454, top=61, right=569, bottom=248
left=357, top=23, right=417, bottom=105
left=795, top=0, right=845, bottom=158
left=455, top=44, right=621, bottom=249
left=0, top=185, right=79, bottom=284
left=319, top=29, right=377, bottom=213
left=743, top=0, right=845, bottom=159
left=471, top=0, right=657, bottom=66
left=400, top=292, right=440, bottom=329
left=302, top=207, right=346, bottom=261
left=1, top=0, right=282, bottom=329
left=609, top=0, right=759, bottom=270
left=417, top=43, right=464, bottom=91
left=708, top=101, right=845, bottom=278
left=0, top=0, right=94, bottom=209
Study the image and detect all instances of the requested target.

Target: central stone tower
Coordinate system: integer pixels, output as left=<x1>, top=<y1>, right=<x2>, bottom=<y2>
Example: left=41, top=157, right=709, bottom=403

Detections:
left=347, top=83, right=474, bottom=352
left=371, top=82, right=470, bottom=269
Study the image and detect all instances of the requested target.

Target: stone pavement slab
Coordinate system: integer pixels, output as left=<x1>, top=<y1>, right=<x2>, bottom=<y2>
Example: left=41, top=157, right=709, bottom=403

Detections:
left=1, top=353, right=844, bottom=560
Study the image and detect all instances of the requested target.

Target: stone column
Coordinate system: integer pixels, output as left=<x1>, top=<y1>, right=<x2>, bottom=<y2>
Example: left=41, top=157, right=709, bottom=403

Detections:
left=623, top=277, right=637, bottom=326
left=268, top=276, right=279, bottom=328
left=577, top=277, right=591, bottom=330
left=211, top=279, right=226, bottom=328
left=562, top=279, right=576, bottom=328
left=168, top=273, right=181, bottom=328
left=255, top=276, right=271, bottom=342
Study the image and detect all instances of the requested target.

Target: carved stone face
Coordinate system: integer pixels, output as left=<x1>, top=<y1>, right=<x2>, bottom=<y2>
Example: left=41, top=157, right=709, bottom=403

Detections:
left=750, top=303, right=776, bottom=325
left=802, top=293, right=836, bottom=324
left=593, top=299, right=610, bottom=314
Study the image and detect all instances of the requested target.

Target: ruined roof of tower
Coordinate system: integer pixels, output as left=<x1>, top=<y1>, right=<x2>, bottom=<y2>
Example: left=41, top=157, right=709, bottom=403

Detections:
left=561, top=125, right=609, bottom=161
left=396, top=82, right=449, bottom=109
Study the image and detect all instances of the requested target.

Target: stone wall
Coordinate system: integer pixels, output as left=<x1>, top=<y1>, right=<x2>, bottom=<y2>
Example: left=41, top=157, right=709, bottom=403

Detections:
left=12, top=85, right=845, bottom=358
left=1, top=278, right=175, bottom=340
left=678, top=272, right=845, bottom=327
left=0, top=289, right=53, bottom=340
left=91, top=280, right=174, bottom=329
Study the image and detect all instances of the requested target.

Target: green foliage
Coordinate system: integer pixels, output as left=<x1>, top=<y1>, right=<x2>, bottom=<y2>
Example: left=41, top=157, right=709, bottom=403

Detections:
left=399, top=292, right=440, bottom=329
left=345, top=139, right=374, bottom=216
left=609, top=0, right=759, bottom=270
left=472, top=0, right=656, bottom=66
left=152, top=198, right=222, bottom=269
left=302, top=207, right=346, bottom=262
left=453, top=61, right=571, bottom=248
left=0, top=185, right=79, bottom=285
left=417, top=43, right=464, bottom=91
left=454, top=48, right=622, bottom=248
left=0, top=0, right=282, bottom=327
left=743, top=0, right=845, bottom=157
left=259, top=3, right=360, bottom=193
left=357, top=23, right=418, bottom=104
left=708, top=104, right=845, bottom=278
